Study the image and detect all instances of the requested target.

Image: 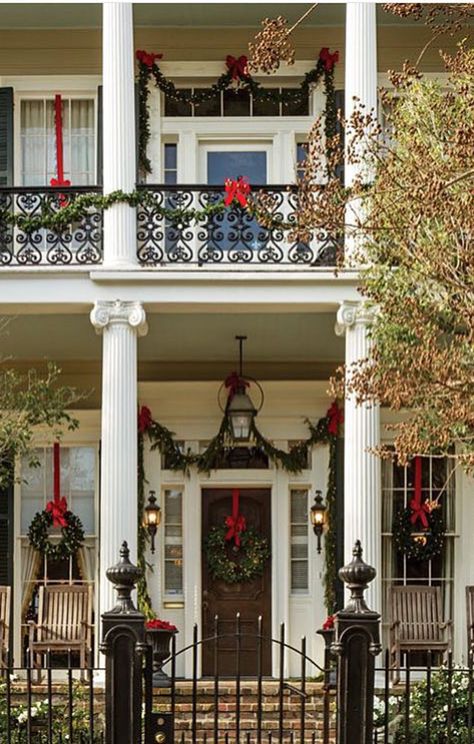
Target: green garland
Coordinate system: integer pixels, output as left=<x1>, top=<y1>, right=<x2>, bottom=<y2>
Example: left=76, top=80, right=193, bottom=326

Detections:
left=28, top=510, right=84, bottom=562
left=137, top=53, right=338, bottom=176
left=136, top=403, right=342, bottom=615
left=204, top=526, right=270, bottom=584
left=394, top=506, right=445, bottom=562
left=137, top=430, right=155, bottom=620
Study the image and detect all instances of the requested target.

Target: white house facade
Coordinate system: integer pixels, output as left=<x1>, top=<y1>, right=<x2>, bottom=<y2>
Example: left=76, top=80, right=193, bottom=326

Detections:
left=0, top=2, right=470, bottom=678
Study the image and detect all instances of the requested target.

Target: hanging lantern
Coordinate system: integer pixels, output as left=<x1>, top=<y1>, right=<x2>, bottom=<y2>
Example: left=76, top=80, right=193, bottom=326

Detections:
left=310, top=490, right=327, bottom=554
left=218, top=336, right=264, bottom=442
left=144, top=490, right=161, bottom=554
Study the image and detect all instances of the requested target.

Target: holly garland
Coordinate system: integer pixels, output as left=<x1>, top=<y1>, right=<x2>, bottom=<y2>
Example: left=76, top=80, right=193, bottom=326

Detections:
left=136, top=401, right=343, bottom=614
left=136, top=47, right=339, bottom=176
left=205, top=526, right=270, bottom=584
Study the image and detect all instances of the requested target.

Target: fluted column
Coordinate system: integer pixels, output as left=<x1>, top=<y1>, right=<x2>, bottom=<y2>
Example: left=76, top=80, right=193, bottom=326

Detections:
left=335, top=301, right=381, bottom=612
left=91, top=300, right=147, bottom=617
left=102, top=3, right=137, bottom=266
left=344, top=2, right=377, bottom=259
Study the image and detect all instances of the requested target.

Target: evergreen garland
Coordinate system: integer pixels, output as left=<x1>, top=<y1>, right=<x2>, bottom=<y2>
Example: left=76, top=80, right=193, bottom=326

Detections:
left=137, top=430, right=155, bottom=620
left=136, top=403, right=342, bottom=614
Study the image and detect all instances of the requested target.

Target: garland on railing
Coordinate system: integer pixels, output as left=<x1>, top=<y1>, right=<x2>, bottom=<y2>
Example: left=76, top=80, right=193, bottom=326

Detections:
left=136, top=401, right=342, bottom=614
left=136, top=47, right=339, bottom=175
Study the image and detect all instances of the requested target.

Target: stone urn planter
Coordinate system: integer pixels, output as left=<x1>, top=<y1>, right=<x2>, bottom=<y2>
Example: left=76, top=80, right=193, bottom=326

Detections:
left=145, top=620, right=178, bottom=688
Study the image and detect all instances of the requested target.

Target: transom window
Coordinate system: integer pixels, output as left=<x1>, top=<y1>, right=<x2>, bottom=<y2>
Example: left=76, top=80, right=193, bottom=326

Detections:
left=20, top=98, right=95, bottom=186
left=164, top=88, right=309, bottom=117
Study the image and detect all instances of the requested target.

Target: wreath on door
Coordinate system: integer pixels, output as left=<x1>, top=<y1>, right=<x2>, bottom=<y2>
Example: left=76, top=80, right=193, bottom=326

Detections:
left=204, top=489, right=270, bottom=584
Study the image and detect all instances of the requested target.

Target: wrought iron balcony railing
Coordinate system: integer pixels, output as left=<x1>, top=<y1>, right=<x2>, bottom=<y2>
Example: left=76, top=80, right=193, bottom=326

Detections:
left=0, top=186, right=103, bottom=266
left=0, top=185, right=338, bottom=269
left=137, top=184, right=338, bottom=268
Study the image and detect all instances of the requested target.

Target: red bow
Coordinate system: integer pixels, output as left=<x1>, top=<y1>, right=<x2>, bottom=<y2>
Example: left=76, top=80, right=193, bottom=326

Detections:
left=410, top=456, right=429, bottom=529
left=50, top=177, right=71, bottom=188
left=136, top=49, right=163, bottom=68
left=326, top=401, right=343, bottom=436
left=322, top=614, right=335, bottom=630
left=225, top=371, right=249, bottom=402
left=46, top=497, right=68, bottom=528
left=138, top=405, right=153, bottom=433
left=226, top=55, right=248, bottom=80
left=224, top=177, right=251, bottom=207
left=319, top=47, right=339, bottom=72
left=225, top=489, right=247, bottom=547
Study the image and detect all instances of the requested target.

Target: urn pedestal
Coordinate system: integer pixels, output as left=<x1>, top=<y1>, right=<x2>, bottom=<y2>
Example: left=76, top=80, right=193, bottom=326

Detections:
left=146, top=628, right=176, bottom=688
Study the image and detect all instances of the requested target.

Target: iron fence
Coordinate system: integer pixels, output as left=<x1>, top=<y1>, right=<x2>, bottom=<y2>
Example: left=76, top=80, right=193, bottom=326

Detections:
left=0, top=187, right=103, bottom=266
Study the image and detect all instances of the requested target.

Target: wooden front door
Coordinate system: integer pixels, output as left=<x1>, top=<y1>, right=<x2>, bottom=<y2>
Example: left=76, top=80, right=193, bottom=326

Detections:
left=202, top=488, right=272, bottom=677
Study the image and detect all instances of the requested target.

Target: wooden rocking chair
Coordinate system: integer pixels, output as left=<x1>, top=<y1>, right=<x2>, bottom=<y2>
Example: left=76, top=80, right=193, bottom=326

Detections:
left=28, top=584, right=93, bottom=679
left=389, top=585, right=451, bottom=682
left=0, top=586, right=11, bottom=670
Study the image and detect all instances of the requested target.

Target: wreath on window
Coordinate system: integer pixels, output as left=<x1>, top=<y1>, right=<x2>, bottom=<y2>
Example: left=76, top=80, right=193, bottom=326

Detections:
left=204, top=526, right=270, bottom=584
left=393, top=505, right=445, bottom=562
left=28, top=509, right=85, bottom=562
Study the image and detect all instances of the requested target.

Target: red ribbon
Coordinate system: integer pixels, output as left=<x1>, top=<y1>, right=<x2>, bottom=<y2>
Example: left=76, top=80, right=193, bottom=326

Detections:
left=224, top=177, right=251, bottom=207
left=224, top=371, right=249, bottom=402
left=50, top=95, right=71, bottom=207
left=319, top=47, right=339, bottom=72
left=138, top=405, right=153, bottom=434
left=225, top=489, right=247, bottom=547
left=226, top=55, right=248, bottom=80
left=409, top=456, right=429, bottom=529
left=45, top=442, right=68, bottom=528
left=136, top=49, right=163, bottom=68
left=327, top=401, right=344, bottom=436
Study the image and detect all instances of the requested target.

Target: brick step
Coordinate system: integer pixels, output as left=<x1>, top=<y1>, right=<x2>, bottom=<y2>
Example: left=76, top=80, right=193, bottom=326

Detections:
left=163, top=702, right=325, bottom=713
left=174, top=720, right=328, bottom=732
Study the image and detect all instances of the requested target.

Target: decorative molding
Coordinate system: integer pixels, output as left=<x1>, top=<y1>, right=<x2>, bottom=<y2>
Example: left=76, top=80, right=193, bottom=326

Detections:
left=90, top=300, right=148, bottom=336
left=335, top=301, right=376, bottom=336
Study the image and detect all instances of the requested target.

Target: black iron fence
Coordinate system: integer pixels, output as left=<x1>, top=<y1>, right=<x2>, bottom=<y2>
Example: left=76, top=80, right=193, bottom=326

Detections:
left=0, top=185, right=339, bottom=268
left=2, top=541, right=471, bottom=743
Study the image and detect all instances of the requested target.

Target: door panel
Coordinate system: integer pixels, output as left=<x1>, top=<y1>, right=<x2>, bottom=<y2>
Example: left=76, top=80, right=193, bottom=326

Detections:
left=202, top=488, right=272, bottom=676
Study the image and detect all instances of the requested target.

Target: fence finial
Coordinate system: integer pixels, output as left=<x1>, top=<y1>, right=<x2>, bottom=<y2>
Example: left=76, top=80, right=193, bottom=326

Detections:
left=105, top=540, right=142, bottom=613
left=338, top=539, right=377, bottom=614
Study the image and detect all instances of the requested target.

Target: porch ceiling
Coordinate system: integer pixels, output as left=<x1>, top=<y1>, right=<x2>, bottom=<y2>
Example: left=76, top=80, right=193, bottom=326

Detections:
left=0, top=3, right=430, bottom=30
left=0, top=311, right=344, bottom=364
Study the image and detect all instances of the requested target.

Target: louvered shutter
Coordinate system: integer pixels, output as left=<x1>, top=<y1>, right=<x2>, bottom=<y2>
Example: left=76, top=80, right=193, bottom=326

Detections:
left=0, top=87, right=14, bottom=186
left=96, top=85, right=102, bottom=185
left=0, top=481, right=13, bottom=586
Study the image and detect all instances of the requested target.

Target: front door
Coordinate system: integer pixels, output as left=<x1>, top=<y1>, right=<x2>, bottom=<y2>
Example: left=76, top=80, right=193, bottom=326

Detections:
left=202, top=488, right=272, bottom=676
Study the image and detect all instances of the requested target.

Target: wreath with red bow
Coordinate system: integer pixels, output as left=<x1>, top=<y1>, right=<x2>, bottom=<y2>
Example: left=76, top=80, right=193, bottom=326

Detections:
left=28, top=509, right=85, bottom=562
left=393, top=505, right=444, bottom=562
left=205, top=526, right=270, bottom=584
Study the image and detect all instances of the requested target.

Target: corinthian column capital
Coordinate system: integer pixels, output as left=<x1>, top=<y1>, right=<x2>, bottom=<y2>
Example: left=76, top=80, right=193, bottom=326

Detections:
left=335, top=301, right=376, bottom=337
left=90, top=300, right=148, bottom=336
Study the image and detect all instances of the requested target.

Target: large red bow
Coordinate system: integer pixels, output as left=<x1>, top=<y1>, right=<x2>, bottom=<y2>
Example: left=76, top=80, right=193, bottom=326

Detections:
left=46, top=497, right=68, bottom=528
left=410, top=456, right=429, bottom=529
left=226, top=55, right=248, bottom=80
left=225, top=371, right=249, bottom=402
left=319, top=47, right=339, bottom=72
left=138, top=405, right=153, bottom=433
left=326, top=401, right=344, bottom=436
left=224, top=177, right=251, bottom=207
left=225, top=489, right=247, bottom=547
left=136, top=49, right=163, bottom=68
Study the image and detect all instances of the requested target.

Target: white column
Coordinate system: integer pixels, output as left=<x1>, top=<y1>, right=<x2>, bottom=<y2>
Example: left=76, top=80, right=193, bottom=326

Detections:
left=344, top=2, right=377, bottom=258
left=102, top=3, right=137, bottom=267
left=90, top=300, right=147, bottom=617
left=336, top=301, right=381, bottom=612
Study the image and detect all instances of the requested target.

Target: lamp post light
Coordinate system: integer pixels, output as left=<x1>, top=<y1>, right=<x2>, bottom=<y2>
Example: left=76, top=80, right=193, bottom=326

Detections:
left=310, top=490, right=327, bottom=554
left=144, top=490, right=161, bottom=554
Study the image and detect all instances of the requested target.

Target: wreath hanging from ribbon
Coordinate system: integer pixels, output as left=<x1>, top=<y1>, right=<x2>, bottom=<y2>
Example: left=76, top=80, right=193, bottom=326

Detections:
left=28, top=443, right=85, bottom=562
left=393, top=457, right=445, bottom=562
left=204, top=489, right=270, bottom=584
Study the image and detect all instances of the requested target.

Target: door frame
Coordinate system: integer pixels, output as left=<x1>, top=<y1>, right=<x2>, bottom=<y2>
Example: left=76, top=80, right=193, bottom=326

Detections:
left=198, top=140, right=274, bottom=184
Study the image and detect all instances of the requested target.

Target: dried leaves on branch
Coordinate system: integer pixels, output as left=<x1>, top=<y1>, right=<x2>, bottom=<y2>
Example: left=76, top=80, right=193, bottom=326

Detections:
left=248, top=4, right=317, bottom=74
left=323, top=45, right=474, bottom=468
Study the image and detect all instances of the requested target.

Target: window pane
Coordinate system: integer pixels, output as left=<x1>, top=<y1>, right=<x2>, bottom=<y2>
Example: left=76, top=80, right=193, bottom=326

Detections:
left=164, top=489, right=183, bottom=595
left=252, top=95, right=280, bottom=117
left=194, top=90, right=221, bottom=117
left=207, top=151, right=267, bottom=185
left=164, top=90, right=192, bottom=116
left=281, top=89, right=309, bottom=116
left=223, top=89, right=250, bottom=116
left=164, top=143, right=177, bottom=170
left=290, top=489, right=309, bottom=593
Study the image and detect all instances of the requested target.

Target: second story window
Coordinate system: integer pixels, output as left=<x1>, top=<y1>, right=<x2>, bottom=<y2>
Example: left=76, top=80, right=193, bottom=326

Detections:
left=21, top=98, right=95, bottom=186
left=164, top=88, right=309, bottom=117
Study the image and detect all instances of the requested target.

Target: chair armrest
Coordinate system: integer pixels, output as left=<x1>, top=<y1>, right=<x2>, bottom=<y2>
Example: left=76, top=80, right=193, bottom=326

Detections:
left=389, top=621, right=400, bottom=630
left=80, top=621, right=94, bottom=641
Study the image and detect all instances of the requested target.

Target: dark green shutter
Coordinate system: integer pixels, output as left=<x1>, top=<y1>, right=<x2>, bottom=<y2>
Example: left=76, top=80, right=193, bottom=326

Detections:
left=135, top=82, right=141, bottom=184
left=0, top=481, right=13, bottom=587
left=0, top=87, right=14, bottom=186
left=96, top=85, right=102, bottom=185
left=335, top=89, right=344, bottom=186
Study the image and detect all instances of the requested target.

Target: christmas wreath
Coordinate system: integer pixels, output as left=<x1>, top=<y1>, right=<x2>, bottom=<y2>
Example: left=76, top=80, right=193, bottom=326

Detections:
left=393, top=506, right=444, bottom=562
left=205, top=526, right=270, bottom=584
left=28, top=509, right=85, bottom=562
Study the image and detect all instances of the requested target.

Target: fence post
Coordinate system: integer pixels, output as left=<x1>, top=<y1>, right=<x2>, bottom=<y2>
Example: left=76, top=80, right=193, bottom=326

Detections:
left=100, top=541, right=147, bottom=744
left=332, top=540, right=381, bottom=744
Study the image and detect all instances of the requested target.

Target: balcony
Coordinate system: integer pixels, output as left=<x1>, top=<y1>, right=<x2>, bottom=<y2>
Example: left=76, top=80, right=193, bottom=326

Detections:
left=0, top=185, right=338, bottom=270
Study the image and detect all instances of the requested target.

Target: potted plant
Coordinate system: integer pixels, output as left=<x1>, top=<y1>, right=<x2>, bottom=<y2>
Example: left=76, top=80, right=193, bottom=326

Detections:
left=145, top=618, right=178, bottom=688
